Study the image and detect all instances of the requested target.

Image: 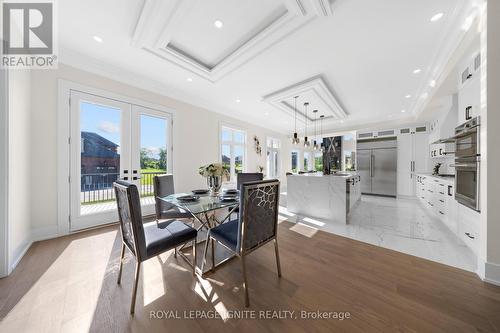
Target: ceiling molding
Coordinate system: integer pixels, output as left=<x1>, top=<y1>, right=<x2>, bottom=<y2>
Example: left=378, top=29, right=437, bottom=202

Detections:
left=308, top=0, right=333, bottom=16
left=263, top=75, right=347, bottom=123
left=132, top=0, right=314, bottom=82
left=411, top=0, right=477, bottom=118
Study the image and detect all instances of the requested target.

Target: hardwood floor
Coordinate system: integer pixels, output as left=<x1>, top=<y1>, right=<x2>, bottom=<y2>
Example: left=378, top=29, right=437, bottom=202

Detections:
left=1, top=220, right=500, bottom=332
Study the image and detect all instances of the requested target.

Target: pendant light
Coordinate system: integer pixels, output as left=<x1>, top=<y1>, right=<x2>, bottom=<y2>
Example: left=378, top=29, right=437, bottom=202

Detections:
left=313, top=110, right=319, bottom=150
left=303, top=102, right=310, bottom=147
left=320, top=115, right=325, bottom=152
left=292, top=96, right=300, bottom=145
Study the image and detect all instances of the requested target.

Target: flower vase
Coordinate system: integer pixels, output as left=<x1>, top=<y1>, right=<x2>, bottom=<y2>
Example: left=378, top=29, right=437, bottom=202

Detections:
left=207, top=175, right=222, bottom=196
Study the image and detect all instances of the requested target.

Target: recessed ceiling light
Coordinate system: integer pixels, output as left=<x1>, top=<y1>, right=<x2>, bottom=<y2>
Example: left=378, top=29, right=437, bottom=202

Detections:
left=405, top=94, right=412, bottom=99
left=93, top=35, right=103, bottom=43
left=430, top=13, right=444, bottom=22
left=422, top=92, right=429, bottom=99
left=214, top=20, right=224, bottom=29
left=235, top=99, right=241, bottom=103
left=430, top=80, right=436, bottom=87
left=264, top=112, right=270, bottom=116
left=186, top=77, right=193, bottom=82
left=413, top=68, right=422, bottom=74
left=401, top=109, right=406, bottom=113
left=340, top=120, right=344, bottom=123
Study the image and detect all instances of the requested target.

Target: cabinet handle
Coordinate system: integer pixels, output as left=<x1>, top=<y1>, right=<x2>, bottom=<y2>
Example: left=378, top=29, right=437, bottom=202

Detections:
left=448, top=185, right=452, bottom=196
left=465, top=232, right=475, bottom=240
left=439, top=192, right=445, bottom=195
left=439, top=199, right=444, bottom=203
left=439, top=211, right=444, bottom=215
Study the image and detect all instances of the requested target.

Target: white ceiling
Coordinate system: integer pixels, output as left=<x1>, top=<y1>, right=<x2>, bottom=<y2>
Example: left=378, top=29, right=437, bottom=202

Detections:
left=58, top=0, right=481, bottom=135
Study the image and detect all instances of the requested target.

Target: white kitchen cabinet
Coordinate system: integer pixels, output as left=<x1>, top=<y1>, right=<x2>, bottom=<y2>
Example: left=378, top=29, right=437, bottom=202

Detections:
left=458, top=70, right=481, bottom=125
left=416, top=174, right=479, bottom=255
left=397, top=127, right=429, bottom=197
left=445, top=183, right=458, bottom=234
left=457, top=204, right=480, bottom=255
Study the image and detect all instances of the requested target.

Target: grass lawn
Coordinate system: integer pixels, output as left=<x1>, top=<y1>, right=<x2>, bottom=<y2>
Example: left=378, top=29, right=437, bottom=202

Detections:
left=140, top=168, right=167, bottom=185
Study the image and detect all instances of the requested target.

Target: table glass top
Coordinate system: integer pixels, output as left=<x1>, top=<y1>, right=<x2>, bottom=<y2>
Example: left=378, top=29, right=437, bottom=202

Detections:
left=159, top=193, right=239, bottom=215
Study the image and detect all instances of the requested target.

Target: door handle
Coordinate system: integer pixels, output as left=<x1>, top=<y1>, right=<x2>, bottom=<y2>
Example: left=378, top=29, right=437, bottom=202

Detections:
left=371, top=155, right=375, bottom=178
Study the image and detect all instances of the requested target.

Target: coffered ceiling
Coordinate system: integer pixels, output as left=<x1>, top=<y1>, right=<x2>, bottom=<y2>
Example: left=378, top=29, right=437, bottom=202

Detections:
left=58, top=0, right=481, bottom=135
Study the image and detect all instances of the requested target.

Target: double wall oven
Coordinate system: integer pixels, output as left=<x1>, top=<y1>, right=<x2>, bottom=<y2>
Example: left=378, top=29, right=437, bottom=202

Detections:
left=453, top=117, right=480, bottom=211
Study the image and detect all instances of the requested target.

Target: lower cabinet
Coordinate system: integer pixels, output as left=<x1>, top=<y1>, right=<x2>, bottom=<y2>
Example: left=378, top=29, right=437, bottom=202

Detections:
left=415, top=174, right=479, bottom=254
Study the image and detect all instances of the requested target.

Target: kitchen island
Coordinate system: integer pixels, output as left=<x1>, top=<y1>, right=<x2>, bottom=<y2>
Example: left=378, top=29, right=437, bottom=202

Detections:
left=287, top=173, right=361, bottom=224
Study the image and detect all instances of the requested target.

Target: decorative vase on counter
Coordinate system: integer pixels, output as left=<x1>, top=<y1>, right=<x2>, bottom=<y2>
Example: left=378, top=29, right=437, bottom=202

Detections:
left=207, top=175, right=222, bottom=196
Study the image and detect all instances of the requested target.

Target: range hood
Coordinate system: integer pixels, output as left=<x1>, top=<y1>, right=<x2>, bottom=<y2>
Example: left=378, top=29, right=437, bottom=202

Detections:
left=430, top=94, right=458, bottom=145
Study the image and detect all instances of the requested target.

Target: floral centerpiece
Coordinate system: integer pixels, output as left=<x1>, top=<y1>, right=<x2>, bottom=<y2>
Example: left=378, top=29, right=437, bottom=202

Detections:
left=198, top=163, right=229, bottom=195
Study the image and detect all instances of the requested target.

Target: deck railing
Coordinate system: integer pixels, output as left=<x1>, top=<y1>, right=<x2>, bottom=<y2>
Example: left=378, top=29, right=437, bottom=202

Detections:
left=80, top=171, right=167, bottom=204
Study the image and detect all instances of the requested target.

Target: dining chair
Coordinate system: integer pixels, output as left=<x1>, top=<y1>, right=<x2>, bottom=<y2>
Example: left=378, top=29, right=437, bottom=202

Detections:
left=236, top=173, right=263, bottom=190
left=114, top=180, right=198, bottom=314
left=153, top=174, right=194, bottom=256
left=229, top=173, right=263, bottom=218
left=202, top=179, right=281, bottom=307
left=154, top=174, right=193, bottom=221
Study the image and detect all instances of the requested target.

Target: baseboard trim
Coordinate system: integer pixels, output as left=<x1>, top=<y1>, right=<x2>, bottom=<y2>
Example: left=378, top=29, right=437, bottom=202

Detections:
left=9, top=238, right=32, bottom=274
left=483, top=261, right=500, bottom=286
left=31, top=225, right=60, bottom=242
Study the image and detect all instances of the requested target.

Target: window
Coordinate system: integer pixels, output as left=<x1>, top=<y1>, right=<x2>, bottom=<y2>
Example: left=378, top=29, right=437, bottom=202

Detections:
left=303, top=152, right=311, bottom=171
left=291, top=151, right=298, bottom=173
left=314, top=152, right=323, bottom=171
left=220, top=126, right=246, bottom=182
left=266, top=138, right=280, bottom=178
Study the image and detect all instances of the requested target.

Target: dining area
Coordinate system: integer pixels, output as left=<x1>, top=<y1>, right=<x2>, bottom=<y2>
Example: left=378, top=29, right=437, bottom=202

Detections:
left=113, top=164, right=282, bottom=314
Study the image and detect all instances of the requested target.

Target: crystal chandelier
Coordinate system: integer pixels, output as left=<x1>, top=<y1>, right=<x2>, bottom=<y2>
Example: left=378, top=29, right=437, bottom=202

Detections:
left=292, top=96, right=300, bottom=145
left=303, top=102, right=310, bottom=147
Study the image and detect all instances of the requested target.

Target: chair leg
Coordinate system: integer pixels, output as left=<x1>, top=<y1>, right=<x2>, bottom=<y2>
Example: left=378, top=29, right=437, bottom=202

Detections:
left=192, top=237, right=197, bottom=276
left=130, top=261, right=141, bottom=315
left=174, top=247, right=177, bottom=258
left=211, top=238, right=215, bottom=272
left=274, top=239, right=282, bottom=277
left=241, top=256, right=250, bottom=307
left=117, top=243, right=125, bottom=284
left=201, top=233, right=211, bottom=274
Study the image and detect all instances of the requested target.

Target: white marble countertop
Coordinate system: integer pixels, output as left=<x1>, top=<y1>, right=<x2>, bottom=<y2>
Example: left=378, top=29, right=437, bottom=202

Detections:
left=288, top=172, right=358, bottom=179
left=416, top=173, right=455, bottom=184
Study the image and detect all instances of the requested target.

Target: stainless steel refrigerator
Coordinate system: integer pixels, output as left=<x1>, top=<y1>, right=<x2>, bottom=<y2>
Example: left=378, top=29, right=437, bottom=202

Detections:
left=357, top=138, right=397, bottom=197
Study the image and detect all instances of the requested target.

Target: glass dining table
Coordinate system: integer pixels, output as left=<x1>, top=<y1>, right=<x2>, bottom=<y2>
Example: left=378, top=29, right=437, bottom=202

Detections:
left=158, top=193, right=239, bottom=274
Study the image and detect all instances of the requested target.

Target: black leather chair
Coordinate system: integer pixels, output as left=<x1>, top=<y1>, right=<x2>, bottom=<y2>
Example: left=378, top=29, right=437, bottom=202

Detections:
left=153, top=174, right=192, bottom=221
left=230, top=173, right=263, bottom=218
left=202, top=179, right=281, bottom=307
left=236, top=173, right=263, bottom=191
left=114, top=181, right=197, bottom=314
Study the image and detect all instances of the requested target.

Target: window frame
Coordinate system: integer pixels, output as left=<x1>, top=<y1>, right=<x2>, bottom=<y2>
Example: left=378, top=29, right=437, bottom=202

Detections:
left=266, top=137, right=281, bottom=179
left=219, top=124, right=247, bottom=183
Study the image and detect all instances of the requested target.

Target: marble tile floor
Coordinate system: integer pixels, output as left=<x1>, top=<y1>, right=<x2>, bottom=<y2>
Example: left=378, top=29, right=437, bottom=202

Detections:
left=278, top=193, right=477, bottom=273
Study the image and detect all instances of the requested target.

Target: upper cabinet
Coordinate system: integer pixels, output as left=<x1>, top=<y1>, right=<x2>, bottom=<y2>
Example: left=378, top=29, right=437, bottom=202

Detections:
left=458, top=52, right=481, bottom=125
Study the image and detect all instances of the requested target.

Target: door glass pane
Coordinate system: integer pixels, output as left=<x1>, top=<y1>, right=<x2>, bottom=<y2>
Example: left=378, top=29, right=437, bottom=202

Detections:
left=314, top=153, right=323, bottom=171
left=221, top=129, right=231, bottom=142
left=234, top=145, right=244, bottom=175
left=234, top=131, right=245, bottom=144
left=304, top=152, right=310, bottom=171
left=221, top=144, right=230, bottom=170
left=140, top=114, right=168, bottom=199
left=291, top=152, right=298, bottom=173
left=80, top=102, right=121, bottom=214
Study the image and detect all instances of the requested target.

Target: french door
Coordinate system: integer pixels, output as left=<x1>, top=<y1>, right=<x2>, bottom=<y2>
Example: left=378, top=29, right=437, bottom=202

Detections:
left=69, top=90, right=172, bottom=231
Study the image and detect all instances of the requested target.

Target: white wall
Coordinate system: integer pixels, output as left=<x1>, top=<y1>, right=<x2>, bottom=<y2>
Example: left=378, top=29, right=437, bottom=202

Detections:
left=30, top=64, right=289, bottom=232
left=0, top=69, right=8, bottom=277
left=480, top=0, right=500, bottom=284
left=7, top=69, right=32, bottom=273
